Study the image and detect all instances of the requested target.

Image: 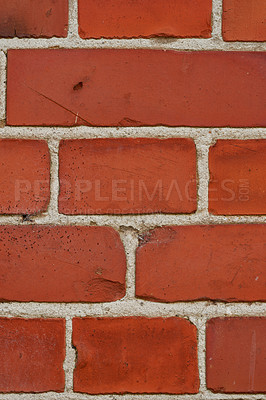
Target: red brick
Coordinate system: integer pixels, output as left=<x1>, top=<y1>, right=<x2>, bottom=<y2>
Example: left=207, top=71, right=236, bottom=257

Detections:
left=7, top=50, right=266, bottom=127
left=59, top=138, right=197, bottom=215
left=73, top=317, right=199, bottom=394
left=0, top=318, right=65, bottom=393
left=223, top=0, right=266, bottom=41
left=78, top=0, right=212, bottom=39
left=0, top=226, right=126, bottom=302
left=206, top=318, right=266, bottom=393
left=0, top=0, right=68, bottom=38
left=209, top=140, right=266, bottom=215
left=136, top=225, right=266, bottom=302
left=0, top=139, right=50, bottom=214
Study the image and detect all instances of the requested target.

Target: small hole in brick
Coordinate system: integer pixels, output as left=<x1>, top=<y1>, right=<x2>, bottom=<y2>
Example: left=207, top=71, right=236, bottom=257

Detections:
left=73, top=82, right=83, bottom=91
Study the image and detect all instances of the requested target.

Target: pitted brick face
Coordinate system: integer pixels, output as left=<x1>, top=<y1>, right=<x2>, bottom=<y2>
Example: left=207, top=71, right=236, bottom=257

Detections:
left=0, top=226, right=127, bottom=302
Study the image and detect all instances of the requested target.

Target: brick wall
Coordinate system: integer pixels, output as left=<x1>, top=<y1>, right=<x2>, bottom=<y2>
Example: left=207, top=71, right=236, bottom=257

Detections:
left=0, top=0, right=265, bottom=398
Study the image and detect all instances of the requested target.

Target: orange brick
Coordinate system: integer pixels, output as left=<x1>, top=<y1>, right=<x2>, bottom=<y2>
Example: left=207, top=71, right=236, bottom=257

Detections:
left=207, top=318, right=266, bottom=393
left=0, top=0, right=68, bottom=38
left=223, top=0, right=266, bottom=41
left=7, top=50, right=266, bottom=127
left=209, top=140, right=266, bottom=215
left=59, top=138, right=197, bottom=215
left=136, top=225, right=266, bottom=302
left=73, top=317, right=199, bottom=394
left=0, top=226, right=126, bottom=302
left=78, top=0, right=212, bottom=39
left=0, top=318, right=65, bottom=393
left=0, top=139, right=50, bottom=214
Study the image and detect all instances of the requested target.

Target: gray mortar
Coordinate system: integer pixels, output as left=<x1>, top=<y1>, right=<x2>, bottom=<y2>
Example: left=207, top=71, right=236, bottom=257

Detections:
left=0, top=0, right=265, bottom=399
left=0, top=51, right=6, bottom=125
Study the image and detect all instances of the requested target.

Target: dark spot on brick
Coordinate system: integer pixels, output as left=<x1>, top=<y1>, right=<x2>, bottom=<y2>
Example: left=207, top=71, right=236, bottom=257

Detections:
left=22, top=214, right=33, bottom=222
left=46, top=8, right=52, bottom=17
left=73, top=82, right=83, bottom=91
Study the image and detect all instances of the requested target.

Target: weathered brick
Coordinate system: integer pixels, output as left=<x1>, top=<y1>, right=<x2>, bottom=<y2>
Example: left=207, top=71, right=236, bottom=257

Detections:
left=0, top=139, right=50, bottom=214
left=0, top=318, right=65, bottom=393
left=78, top=0, right=212, bottom=39
left=223, top=0, right=266, bottom=41
left=7, top=50, right=266, bottom=127
left=59, top=138, right=197, bottom=214
left=207, top=318, right=266, bottom=393
left=136, top=225, right=266, bottom=302
left=0, top=0, right=68, bottom=38
left=73, top=317, right=199, bottom=394
left=209, top=140, right=266, bottom=215
left=0, top=226, right=126, bottom=302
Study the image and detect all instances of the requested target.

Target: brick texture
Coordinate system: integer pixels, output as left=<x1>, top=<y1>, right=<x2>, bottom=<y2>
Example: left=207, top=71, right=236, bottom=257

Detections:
left=78, top=0, right=212, bottom=39
left=1, top=1, right=266, bottom=397
left=0, top=139, right=50, bottom=214
left=136, top=225, right=266, bottom=302
left=0, top=318, right=65, bottom=393
left=7, top=50, right=266, bottom=127
left=59, top=138, right=197, bottom=214
left=0, top=226, right=126, bottom=302
left=209, top=140, right=266, bottom=215
left=206, top=318, right=266, bottom=393
left=223, top=0, right=266, bottom=41
left=73, top=317, right=199, bottom=394
left=0, top=0, right=68, bottom=38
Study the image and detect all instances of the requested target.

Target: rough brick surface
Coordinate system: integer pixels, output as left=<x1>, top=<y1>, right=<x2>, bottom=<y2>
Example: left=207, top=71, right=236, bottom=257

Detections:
left=6, top=50, right=266, bottom=127
left=73, top=317, right=199, bottom=394
left=223, top=0, right=266, bottom=41
left=0, top=139, right=50, bottom=214
left=136, top=225, right=266, bottom=302
left=59, top=138, right=197, bottom=215
left=209, top=140, right=266, bottom=215
left=0, top=226, right=126, bottom=302
left=206, top=318, right=266, bottom=393
left=78, top=0, right=212, bottom=39
left=0, top=318, right=65, bottom=393
left=0, top=0, right=68, bottom=38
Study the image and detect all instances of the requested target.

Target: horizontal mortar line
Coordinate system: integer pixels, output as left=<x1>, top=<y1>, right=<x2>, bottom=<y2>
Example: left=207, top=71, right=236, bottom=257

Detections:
left=0, top=215, right=266, bottom=230
left=0, top=38, right=265, bottom=51
left=0, top=300, right=265, bottom=318
left=0, top=127, right=213, bottom=139
left=0, top=127, right=266, bottom=139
